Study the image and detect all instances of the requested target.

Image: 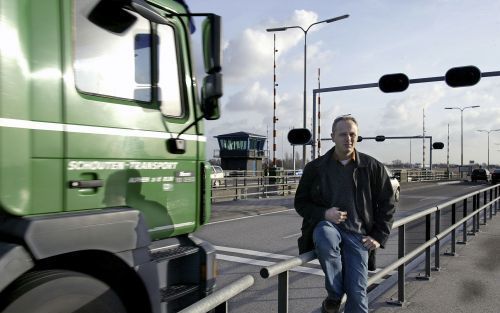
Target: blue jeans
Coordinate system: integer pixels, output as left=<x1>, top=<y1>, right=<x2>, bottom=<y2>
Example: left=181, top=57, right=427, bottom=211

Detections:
left=313, top=220, right=369, bottom=313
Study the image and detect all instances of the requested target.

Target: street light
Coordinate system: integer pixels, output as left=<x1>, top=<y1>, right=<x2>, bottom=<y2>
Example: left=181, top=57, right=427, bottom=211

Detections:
left=444, top=105, right=480, bottom=166
left=267, top=14, right=349, bottom=168
left=476, top=129, right=500, bottom=169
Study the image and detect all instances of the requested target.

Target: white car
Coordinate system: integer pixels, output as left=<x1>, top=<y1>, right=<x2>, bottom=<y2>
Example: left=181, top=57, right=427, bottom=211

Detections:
left=210, top=165, right=224, bottom=187
left=385, top=166, right=400, bottom=202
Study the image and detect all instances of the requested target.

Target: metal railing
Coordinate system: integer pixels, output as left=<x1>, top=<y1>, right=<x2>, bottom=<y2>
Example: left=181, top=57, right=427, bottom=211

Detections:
left=178, top=275, right=255, bottom=313
left=259, top=184, right=500, bottom=312
left=211, top=174, right=300, bottom=202
left=210, top=169, right=461, bottom=202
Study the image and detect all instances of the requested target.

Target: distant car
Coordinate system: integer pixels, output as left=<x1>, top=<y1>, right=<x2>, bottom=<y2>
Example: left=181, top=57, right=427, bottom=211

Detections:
left=491, top=169, right=500, bottom=185
left=471, top=168, right=490, bottom=182
left=385, top=166, right=400, bottom=202
left=210, top=165, right=224, bottom=186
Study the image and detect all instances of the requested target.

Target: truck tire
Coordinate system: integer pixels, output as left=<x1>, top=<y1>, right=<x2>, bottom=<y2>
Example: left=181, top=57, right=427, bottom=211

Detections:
left=0, top=270, right=127, bottom=313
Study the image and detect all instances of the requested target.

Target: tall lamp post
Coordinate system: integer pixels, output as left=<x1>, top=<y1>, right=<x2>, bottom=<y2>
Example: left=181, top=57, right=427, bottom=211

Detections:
left=476, top=129, right=500, bottom=169
left=444, top=105, right=480, bottom=166
left=267, top=14, right=349, bottom=168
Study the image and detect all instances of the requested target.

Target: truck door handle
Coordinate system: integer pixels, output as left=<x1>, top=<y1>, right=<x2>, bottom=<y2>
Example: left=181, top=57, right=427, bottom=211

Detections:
left=68, top=180, right=103, bottom=189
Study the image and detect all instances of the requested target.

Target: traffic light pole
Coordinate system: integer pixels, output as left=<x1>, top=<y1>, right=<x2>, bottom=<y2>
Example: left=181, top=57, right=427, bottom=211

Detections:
left=311, top=69, right=500, bottom=161
left=351, top=135, right=434, bottom=170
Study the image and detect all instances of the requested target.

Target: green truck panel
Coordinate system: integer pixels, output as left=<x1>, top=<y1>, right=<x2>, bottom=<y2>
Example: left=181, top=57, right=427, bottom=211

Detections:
left=1, top=0, right=222, bottom=310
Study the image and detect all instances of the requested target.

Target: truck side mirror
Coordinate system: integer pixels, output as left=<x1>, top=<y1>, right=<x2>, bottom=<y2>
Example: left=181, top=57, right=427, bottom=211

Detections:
left=202, top=14, right=222, bottom=74
left=287, top=128, right=312, bottom=145
left=201, top=14, right=223, bottom=120
left=201, top=73, right=222, bottom=120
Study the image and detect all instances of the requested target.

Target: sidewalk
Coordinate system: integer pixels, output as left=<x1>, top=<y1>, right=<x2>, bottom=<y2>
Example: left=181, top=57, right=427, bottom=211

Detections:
left=371, top=214, right=500, bottom=313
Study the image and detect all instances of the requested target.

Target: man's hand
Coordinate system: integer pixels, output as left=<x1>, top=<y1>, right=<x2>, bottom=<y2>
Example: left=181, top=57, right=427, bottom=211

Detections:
left=362, top=236, right=380, bottom=250
left=324, top=207, right=347, bottom=224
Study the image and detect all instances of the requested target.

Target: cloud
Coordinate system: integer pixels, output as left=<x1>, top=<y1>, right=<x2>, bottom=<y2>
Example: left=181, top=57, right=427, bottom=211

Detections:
left=223, top=10, right=321, bottom=82
left=379, top=85, right=447, bottom=134
left=224, top=81, right=270, bottom=112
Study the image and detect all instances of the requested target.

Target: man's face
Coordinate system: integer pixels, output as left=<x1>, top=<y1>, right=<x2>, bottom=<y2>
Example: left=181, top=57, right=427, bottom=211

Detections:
left=331, top=120, right=358, bottom=157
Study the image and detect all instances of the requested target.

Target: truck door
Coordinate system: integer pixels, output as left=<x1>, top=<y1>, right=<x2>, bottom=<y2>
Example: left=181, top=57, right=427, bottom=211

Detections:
left=63, top=0, right=201, bottom=239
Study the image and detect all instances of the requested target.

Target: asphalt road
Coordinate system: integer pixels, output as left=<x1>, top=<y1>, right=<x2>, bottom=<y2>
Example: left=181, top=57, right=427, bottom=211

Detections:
left=193, top=181, right=489, bottom=313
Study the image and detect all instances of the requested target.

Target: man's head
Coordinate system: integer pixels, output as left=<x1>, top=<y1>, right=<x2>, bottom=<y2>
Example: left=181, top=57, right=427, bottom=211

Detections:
left=331, top=116, right=358, bottom=158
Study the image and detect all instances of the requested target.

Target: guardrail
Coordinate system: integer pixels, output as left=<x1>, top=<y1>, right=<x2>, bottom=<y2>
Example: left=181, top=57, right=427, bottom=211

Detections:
left=178, top=275, right=255, bottom=313
left=210, top=169, right=461, bottom=202
left=211, top=174, right=300, bottom=202
left=258, top=184, right=500, bottom=312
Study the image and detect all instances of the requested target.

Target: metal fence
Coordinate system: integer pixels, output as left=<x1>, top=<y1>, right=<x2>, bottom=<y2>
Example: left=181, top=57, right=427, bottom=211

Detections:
left=210, top=169, right=462, bottom=202
left=258, top=184, right=500, bottom=312
left=211, top=171, right=301, bottom=202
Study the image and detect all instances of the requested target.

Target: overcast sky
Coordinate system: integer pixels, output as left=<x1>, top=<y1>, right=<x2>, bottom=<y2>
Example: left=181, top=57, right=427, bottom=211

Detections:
left=188, top=0, right=500, bottom=167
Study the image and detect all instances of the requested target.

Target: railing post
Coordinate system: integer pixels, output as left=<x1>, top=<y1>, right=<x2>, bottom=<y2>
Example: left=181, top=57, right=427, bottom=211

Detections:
left=278, top=271, right=289, bottom=313
left=433, top=210, right=441, bottom=271
left=483, top=190, right=487, bottom=224
left=458, top=198, right=468, bottom=244
left=490, top=188, right=493, bottom=218
left=214, top=302, right=228, bottom=313
left=471, top=195, right=477, bottom=235
left=495, top=187, right=498, bottom=214
left=445, top=203, right=457, bottom=256
left=234, top=177, right=239, bottom=200
left=387, top=224, right=406, bottom=306
left=476, top=194, right=480, bottom=231
left=417, top=214, right=431, bottom=280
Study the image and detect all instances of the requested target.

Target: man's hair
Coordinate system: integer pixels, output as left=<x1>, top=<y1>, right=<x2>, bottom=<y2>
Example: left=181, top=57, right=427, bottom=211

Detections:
left=331, top=115, right=358, bottom=134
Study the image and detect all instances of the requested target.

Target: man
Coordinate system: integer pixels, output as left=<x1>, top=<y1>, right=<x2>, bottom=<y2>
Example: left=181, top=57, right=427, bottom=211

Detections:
left=294, top=116, right=395, bottom=313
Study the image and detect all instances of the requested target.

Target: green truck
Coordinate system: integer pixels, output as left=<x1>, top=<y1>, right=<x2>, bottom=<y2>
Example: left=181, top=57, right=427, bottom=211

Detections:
left=0, top=0, right=222, bottom=312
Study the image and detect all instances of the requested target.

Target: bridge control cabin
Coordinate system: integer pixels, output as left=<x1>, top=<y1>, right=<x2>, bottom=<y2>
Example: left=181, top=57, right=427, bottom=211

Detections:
left=215, top=132, right=266, bottom=172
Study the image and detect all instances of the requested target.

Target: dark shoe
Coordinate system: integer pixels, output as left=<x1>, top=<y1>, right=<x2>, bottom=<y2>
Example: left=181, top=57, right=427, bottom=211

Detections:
left=321, top=297, right=341, bottom=313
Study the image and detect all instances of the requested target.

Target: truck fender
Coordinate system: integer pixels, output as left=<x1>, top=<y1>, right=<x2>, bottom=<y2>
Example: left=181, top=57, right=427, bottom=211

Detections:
left=0, top=207, right=151, bottom=263
left=0, top=242, right=34, bottom=292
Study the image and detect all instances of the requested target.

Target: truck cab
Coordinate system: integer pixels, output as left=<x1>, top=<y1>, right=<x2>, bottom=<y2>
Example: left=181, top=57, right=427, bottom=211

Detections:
left=0, top=0, right=221, bottom=312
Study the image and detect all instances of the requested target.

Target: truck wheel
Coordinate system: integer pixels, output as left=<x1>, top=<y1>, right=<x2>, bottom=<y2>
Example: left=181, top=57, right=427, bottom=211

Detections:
left=1, top=270, right=127, bottom=313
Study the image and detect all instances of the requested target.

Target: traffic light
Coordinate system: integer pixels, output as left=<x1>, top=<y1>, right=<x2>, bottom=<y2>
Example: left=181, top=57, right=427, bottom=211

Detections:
left=375, top=135, right=386, bottom=142
left=357, top=136, right=363, bottom=142
left=378, top=73, right=410, bottom=93
left=445, top=66, right=481, bottom=88
left=432, top=142, right=444, bottom=149
left=287, top=128, right=312, bottom=145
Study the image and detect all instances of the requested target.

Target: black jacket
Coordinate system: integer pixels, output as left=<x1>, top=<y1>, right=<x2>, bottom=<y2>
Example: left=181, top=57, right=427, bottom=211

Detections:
left=294, top=147, right=395, bottom=256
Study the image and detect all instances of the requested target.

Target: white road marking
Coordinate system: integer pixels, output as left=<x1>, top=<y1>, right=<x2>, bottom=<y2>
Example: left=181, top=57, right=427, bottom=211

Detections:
left=216, top=254, right=325, bottom=276
left=207, top=209, right=295, bottom=225
left=215, top=245, right=320, bottom=265
left=282, top=232, right=302, bottom=239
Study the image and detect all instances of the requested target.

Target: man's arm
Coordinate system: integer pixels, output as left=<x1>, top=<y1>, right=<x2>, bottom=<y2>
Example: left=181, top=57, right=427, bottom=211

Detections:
left=294, top=163, right=328, bottom=224
left=368, top=163, right=396, bottom=248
